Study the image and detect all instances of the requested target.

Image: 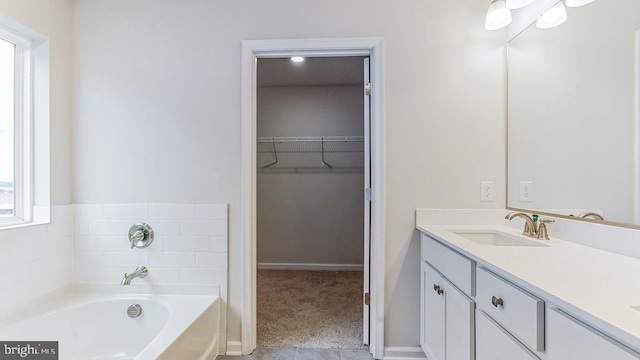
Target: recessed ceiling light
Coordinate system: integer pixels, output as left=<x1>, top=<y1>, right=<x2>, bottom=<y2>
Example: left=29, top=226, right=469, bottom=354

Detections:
left=290, top=56, right=305, bottom=63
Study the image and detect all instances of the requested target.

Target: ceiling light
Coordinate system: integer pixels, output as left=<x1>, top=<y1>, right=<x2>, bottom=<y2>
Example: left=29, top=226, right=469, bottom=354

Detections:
left=536, top=1, right=567, bottom=29
left=485, top=0, right=512, bottom=30
left=565, top=0, right=594, bottom=7
left=506, top=0, right=535, bottom=9
left=290, top=56, right=305, bottom=63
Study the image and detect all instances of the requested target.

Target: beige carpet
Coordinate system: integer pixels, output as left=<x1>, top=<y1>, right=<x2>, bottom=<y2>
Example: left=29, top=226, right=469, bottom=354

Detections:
left=257, top=270, right=366, bottom=349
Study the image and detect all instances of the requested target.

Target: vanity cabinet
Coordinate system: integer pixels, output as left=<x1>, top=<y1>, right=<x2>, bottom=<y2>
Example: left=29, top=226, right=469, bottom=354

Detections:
left=476, top=310, right=538, bottom=360
left=546, top=308, right=640, bottom=360
left=420, top=234, right=475, bottom=360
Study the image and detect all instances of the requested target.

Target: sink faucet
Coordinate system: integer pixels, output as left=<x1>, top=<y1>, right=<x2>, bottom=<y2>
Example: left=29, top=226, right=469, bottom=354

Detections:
left=578, top=212, right=604, bottom=220
left=505, top=212, right=555, bottom=240
left=121, top=265, right=148, bottom=285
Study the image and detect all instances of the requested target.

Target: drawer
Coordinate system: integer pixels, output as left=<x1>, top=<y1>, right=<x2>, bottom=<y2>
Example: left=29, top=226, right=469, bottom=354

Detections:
left=421, top=232, right=475, bottom=296
left=475, top=266, right=544, bottom=352
left=476, top=310, right=539, bottom=360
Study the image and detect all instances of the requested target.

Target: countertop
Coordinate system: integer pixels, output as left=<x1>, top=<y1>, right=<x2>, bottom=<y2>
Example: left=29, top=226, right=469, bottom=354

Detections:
left=416, top=223, right=640, bottom=353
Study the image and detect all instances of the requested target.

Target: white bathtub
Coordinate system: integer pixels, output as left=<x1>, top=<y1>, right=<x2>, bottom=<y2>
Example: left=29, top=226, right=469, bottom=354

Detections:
left=0, top=293, right=219, bottom=360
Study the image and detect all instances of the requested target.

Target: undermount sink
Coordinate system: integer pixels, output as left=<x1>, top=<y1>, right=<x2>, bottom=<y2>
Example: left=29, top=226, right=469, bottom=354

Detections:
left=450, top=229, right=547, bottom=247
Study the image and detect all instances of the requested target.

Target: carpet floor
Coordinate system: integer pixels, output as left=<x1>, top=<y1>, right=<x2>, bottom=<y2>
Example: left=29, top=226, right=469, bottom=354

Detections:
left=257, top=270, right=365, bottom=349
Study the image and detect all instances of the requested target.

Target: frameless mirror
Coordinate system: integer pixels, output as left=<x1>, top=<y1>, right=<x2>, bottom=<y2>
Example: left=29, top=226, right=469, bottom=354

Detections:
left=507, top=0, right=640, bottom=226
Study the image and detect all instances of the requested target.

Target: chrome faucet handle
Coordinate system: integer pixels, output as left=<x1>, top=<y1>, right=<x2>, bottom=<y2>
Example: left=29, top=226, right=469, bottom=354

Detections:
left=537, top=218, right=555, bottom=240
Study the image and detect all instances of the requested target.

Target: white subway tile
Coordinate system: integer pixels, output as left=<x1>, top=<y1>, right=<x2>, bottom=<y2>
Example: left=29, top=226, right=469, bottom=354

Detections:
left=103, top=252, right=149, bottom=267
left=147, top=268, right=180, bottom=284
left=8, top=225, right=48, bottom=244
left=149, top=204, right=195, bottom=220
left=47, top=219, right=72, bottom=239
left=51, top=205, right=73, bottom=221
left=195, top=204, right=227, bottom=220
left=138, top=220, right=179, bottom=236
left=179, top=268, right=226, bottom=285
left=74, top=252, right=104, bottom=267
left=75, top=267, right=132, bottom=284
left=163, top=236, right=209, bottom=252
left=0, top=264, right=29, bottom=287
left=180, top=220, right=227, bottom=236
left=74, top=204, right=104, bottom=220
left=74, top=236, right=118, bottom=251
left=29, top=254, right=71, bottom=278
left=103, top=204, right=149, bottom=220
left=74, top=220, right=89, bottom=236
left=89, top=220, right=134, bottom=236
left=148, top=253, right=195, bottom=268
left=196, top=252, right=227, bottom=269
left=115, top=236, right=164, bottom=252
left=10, top=241, right=48, bottom=265
left=210, top=236, right=227, bottom=253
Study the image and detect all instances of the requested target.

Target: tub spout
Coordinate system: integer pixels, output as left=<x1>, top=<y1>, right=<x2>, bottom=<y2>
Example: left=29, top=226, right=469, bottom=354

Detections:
left=121, top=266, right=148, bottom=285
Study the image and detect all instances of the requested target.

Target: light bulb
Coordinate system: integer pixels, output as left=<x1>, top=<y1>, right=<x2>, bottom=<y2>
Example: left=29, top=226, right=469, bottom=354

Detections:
left=536, top=1, right=567, bottom=29
left=505, top=0, right=535, bottom=9
left=290, top=56, right=305, bottom=63
left=485, top=0, right=512, bottom=30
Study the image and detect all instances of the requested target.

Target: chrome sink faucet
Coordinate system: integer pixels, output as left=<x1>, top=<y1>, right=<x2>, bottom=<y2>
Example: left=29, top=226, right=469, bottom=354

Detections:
left=505, top=212, right=555, bottom=240
left=121, top=265, right=148, bottom=285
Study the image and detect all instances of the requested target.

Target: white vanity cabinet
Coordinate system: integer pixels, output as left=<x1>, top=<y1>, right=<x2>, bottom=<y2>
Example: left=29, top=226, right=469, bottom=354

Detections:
left=476, top=310, right=538, bottom=360
left=546, top=308, right=640, bottom=360
left=420, top=234, right=475, bottom=360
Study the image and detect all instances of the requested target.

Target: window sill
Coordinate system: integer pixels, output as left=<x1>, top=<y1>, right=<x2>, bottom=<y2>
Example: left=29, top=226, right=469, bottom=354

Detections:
left=0, top=205, right=50, bottom=231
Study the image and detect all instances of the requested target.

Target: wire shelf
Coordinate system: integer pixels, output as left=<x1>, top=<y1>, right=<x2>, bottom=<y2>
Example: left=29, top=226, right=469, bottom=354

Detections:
left=257, top=136, right=364, bottom=169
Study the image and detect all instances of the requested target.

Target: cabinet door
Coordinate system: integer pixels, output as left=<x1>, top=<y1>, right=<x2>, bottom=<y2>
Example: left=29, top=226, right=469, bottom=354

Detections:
left=546, top=308, right=640, bottom=360
left=476, top=310, right=539, bottom=360
left=421, top=262, right=446, bottom=360
left=445, top=281, right=475, bottom=360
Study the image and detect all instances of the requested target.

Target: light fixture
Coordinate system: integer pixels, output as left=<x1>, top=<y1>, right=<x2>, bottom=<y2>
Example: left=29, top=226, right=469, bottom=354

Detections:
left=290, top=56, right=305, bottom=63
left=485, top=0, right=512, bottom=30
left=536, top=1, right=567, bottom=29
left=505, top=0, right=535, bottom=9
left=565, top=0, right=594, bottom=7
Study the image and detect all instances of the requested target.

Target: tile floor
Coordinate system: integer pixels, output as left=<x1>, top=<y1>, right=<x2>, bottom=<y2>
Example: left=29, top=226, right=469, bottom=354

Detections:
left=216, top=347, right=374, bottom=360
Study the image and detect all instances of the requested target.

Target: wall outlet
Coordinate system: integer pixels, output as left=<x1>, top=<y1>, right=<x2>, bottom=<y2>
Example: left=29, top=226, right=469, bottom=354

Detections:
left=480, top=181, right=494, bottom=202
left=519, top=181, right=533, bottom=202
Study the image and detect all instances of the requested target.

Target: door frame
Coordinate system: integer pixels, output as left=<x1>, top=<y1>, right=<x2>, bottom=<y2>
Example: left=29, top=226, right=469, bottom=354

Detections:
left=240, top=37, right=385, bottom=359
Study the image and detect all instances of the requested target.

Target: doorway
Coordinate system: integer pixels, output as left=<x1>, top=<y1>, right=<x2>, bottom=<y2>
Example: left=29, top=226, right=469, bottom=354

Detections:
left=255, top=56, right=368, bottom=350
left=240, top=38, right=385, bottom=359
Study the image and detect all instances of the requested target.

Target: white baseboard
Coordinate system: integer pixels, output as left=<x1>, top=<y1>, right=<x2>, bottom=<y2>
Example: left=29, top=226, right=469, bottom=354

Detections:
left=225, top=341, right=242, bottom=356
left=257, top=262, right=364, bottom=271
left=383, top=347, right=427, bottom=360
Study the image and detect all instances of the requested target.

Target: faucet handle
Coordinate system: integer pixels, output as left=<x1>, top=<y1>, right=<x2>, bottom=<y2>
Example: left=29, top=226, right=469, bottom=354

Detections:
left=537, top=218, right=555, bottom=240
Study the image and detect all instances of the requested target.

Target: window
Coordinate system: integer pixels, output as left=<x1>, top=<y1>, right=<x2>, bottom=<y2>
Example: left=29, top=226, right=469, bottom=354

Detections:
left=0, top=17, right=50, bottom=229
left=0, top=36, right=15, bottom=218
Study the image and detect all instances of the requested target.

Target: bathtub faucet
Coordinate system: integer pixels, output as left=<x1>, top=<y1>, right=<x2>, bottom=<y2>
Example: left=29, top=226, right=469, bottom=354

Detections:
left=121, top=265, right=148, bottom=285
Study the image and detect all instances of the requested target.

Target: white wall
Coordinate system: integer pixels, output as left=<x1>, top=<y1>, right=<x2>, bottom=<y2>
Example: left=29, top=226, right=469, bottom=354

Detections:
left=257, top=85, right=364, bottom=267
left=0, top=0, right=73, bottom=319
left=72, top=0, right=506, bottom=349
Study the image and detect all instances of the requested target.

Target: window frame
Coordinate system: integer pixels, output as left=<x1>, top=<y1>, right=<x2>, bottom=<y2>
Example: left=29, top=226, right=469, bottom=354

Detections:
left=0, top=14, right=49, bottom=230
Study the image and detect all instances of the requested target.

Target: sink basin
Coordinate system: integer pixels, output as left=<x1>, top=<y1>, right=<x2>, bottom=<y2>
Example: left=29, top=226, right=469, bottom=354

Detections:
left=631, top=306, right=640, bottom=312
left=450, top=229, right=547, bottom=247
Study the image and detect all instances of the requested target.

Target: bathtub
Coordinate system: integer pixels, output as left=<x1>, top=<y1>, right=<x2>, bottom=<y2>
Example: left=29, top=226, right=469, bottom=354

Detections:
left=0, top=293, right=219, bottom=360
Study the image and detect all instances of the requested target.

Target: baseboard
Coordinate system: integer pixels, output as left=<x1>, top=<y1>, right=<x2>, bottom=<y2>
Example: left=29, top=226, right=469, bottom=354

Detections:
left=257, top=262, right=364, bottom=271
left=383, top=347, right=427, bottom=360
left=225, top=341, right=242, bottom=356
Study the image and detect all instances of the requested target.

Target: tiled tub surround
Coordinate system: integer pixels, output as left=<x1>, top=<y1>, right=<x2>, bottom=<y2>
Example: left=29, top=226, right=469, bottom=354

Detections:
left=73, top=203, right=229, bottom=353
left=0, top=205, right=73, bottom=319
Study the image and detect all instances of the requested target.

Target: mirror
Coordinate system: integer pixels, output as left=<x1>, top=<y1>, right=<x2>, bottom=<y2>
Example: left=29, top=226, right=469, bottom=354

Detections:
left=508, top=0, right=640, bottom=226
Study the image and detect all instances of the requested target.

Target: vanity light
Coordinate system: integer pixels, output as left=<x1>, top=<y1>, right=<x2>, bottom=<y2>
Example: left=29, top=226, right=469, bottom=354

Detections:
left=505, top=0, right=535, bottom=9
left=290, top=56, right=305, bottom=63
left=485, top=0, right=512, bottom=30
left=565, top=0, right=594, bottom=7
left=536, top=1, right=567, bottom=29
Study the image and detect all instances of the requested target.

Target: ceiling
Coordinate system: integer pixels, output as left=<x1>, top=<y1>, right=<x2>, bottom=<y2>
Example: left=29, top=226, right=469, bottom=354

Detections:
left=257, top=56, right=365, bottom=87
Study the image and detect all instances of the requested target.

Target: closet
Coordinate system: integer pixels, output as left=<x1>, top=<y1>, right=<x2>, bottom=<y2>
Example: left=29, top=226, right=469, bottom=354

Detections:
left=255, top=56, right=367, bottom=349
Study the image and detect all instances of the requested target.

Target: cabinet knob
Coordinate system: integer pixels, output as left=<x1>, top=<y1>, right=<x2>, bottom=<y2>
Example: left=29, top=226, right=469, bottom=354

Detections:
left=433, top=284, right=444, bottom=295
left=491, top=296, right=504, bottom=307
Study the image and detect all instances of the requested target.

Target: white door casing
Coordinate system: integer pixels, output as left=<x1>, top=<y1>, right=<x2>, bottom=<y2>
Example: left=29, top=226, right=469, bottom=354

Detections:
left=240, top=37, right=385, bottom=359
left=363, top=56, right=371, bottom=346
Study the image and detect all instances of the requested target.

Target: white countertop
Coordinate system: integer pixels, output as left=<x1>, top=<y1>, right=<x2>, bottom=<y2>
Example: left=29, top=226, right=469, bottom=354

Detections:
left=417, top=223, right=640, bottom=353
